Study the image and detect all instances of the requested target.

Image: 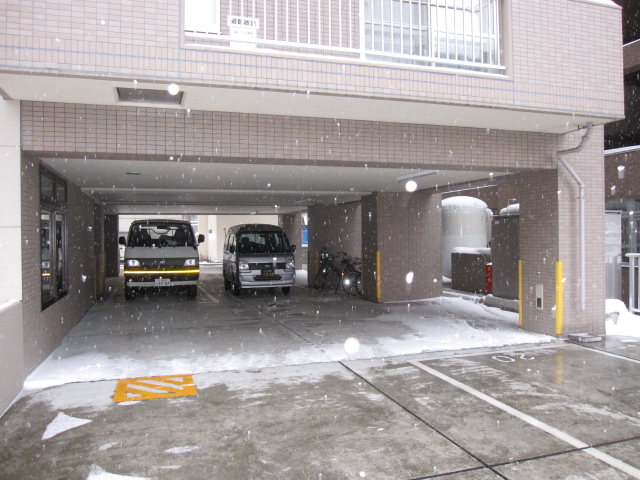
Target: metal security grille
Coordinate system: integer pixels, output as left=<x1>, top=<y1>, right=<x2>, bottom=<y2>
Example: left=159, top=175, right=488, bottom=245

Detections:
left=185, top=0, right=502, bottom=73
left=363, top=0, right=501, bottom=71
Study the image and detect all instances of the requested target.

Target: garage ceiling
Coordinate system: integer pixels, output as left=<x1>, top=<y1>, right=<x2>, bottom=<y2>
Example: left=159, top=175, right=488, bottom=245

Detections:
left=2, top=72, right=610, bottom=214
left=41, top=157, right=506, bottom=214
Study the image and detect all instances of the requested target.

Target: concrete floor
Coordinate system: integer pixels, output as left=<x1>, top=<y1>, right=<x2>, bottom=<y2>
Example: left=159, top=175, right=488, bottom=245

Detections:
left=1, top=266, right=640, bottom=479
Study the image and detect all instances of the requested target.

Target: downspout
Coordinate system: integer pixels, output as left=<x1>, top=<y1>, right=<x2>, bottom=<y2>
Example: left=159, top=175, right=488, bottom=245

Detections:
left=555, top=122, right=593, bottom=311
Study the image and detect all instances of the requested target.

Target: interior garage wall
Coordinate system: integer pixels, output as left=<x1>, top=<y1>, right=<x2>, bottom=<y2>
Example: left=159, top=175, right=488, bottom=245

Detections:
left=361, top=191, right=442, bottom=303
left=21, top=155, right=99, bottom=375
left=307, top=203, right=362, bottom=282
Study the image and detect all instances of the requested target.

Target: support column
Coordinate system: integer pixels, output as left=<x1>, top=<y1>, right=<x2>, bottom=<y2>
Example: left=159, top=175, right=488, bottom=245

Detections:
left=281, top=213, right=304, bottom=270
left=307, top=203, right=362, bottom=287
left=361, top=191, right=442, bottom=303
left=518, top=126, right=606, bottom=336
left=104, top=214, right=120, bottom=277
left=0, top=99, right=24, bottom=414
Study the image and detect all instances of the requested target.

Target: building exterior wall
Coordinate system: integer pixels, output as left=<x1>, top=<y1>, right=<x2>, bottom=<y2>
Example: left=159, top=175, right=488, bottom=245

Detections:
left=0, top=1, right=623, bottom=119
left=557, top=126, right=607, bottom=335
left=21, top=155, right=98, bottom=375
left=20, top=102, right=559, bottom=171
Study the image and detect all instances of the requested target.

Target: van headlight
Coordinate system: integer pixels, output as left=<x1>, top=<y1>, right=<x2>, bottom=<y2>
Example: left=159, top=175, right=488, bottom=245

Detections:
left=126, top=259, right=140, bottom=267
left=239, top=260, right=250, bottom=270
left=184, top=258, right=197, bottom=266
left=286, top=259, right=295, bottom=269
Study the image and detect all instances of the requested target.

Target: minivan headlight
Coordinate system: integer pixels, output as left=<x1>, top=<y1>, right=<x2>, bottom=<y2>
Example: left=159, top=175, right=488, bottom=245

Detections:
left=239, top=260, right=250, bottom=270
left=286, top=259, right=295, bottom=269
left=126, top=259, right=140, bottom=267
left=184, top=258, right=197, bottom=266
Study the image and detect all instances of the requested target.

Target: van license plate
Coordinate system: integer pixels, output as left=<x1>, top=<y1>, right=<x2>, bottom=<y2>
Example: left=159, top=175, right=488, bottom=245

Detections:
left=155, top=279, right=171, bottom=287
left=261, top=269, right=275, bottom=278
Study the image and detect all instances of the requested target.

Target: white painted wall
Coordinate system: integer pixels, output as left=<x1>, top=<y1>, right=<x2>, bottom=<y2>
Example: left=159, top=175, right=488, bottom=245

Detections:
left=0, top=100, right=22, bottom=303
left=0, top=100, right=24, bottom=414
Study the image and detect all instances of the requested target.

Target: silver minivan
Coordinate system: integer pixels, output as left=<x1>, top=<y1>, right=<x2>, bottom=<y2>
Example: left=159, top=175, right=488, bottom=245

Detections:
left=223, top=224, right=296, bottom=295
left=119, top=219, right=204, bottom=300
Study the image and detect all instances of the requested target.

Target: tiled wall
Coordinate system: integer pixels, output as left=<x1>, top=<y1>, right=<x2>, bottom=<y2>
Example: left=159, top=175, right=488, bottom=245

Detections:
left=307, top=202, right=362, bottom=283
left=0, top=0, right=623, bottom=118
left=21, top=102, right=559, bottom=171
left=361, top=191, right=442, bottom=303
left=21, top=155, right=98, bottom=374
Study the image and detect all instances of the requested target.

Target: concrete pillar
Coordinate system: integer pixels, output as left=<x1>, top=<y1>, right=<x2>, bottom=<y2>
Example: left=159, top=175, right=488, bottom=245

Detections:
left=281, top=213, right=304, bottom=269
left=105, top=214, right=120, bottom=277
left=0, top=100, right=22, bottom=302
left=361, top=191, right=442, bottom=303
left=0, top=100, right=24, bottom=414
left=518, top=126, right=606, bottom=336
left=307, top=203, right=362, bottom=286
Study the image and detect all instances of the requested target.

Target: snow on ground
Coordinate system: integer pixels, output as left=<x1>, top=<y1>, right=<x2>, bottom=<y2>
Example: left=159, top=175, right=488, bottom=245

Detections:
left=23, top=294, right=557, bottom=393
left=606, top=299, right=640, bottom=337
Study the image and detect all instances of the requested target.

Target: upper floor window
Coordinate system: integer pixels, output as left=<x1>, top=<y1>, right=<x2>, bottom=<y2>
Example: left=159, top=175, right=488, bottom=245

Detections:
left=364, top=0, right=501, bottom=72
left=185, top=0, right=220, bottom=35
left=184, top=0, right=503, bottom=74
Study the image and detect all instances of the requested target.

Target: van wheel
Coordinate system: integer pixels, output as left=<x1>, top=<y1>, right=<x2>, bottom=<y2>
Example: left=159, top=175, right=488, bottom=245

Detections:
left=125, top=285, right=135, bottom=300
left=231, top=278, right=241, bottom=296
left=187, top=285, right=198, bottom=298
left=282, top=287, right=291, bottom=295
left=223, top=273, right=231, bottom=291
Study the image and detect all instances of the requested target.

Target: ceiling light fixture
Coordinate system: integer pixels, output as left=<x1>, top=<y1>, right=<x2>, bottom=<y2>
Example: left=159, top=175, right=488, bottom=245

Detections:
left=395, top=170, right=439, bottom=182
left=126, top=172, right=141, bottom=175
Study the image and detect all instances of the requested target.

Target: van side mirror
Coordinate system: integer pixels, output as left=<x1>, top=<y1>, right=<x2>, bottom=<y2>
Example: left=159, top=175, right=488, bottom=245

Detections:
left=198, top=234, right=205, bottom=243
left=119, top=236, right=126, bottom=246
left=291, top=245, right=297, bottom=253
left=229, top=245, right=236, bottom=254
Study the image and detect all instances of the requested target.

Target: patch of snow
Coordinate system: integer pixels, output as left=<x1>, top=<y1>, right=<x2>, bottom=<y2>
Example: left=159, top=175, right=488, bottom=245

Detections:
left=605, top=299, right=640, bottom=338
left=87, top=465, right=150, bottom=480
left=452, top=247, right=491, bottom=255
left=164, top=446, right=201, bottom=454
left=442, top=196, right=488, bottom=211
left=499, top=203, right=520, bottom=215
left=42, top=412, right=92, bottom=440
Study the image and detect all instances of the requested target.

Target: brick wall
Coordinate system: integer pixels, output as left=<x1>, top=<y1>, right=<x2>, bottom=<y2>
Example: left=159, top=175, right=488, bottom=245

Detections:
left=21, top=102, right=559, bottom=172
left=21, top=154, right=98, bottom=375
left=0, top=1, right=623, bottom=119
left=361, top=191, right=442, bottom=303
left=307, top=202, right=362, bottom=283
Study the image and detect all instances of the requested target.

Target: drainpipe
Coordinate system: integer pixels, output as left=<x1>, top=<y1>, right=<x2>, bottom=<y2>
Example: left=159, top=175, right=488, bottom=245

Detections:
left=555, top=122, right=593, bottom=311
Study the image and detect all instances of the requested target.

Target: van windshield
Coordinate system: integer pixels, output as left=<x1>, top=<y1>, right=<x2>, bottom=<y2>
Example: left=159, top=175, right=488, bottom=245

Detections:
left=237, top=231, right=290, bottom=254
left=128, top=223, right=195, bottom=247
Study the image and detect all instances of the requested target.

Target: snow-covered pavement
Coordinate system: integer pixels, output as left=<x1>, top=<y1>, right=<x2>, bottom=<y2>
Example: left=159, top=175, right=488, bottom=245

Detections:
left=3, top=266, right=640, bottom=479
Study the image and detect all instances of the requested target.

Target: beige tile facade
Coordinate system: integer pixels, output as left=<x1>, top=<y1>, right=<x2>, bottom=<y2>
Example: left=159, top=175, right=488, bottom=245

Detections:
left=0, top=1, right=623, bottom=118
left=0, top=0, right=623, bottom=412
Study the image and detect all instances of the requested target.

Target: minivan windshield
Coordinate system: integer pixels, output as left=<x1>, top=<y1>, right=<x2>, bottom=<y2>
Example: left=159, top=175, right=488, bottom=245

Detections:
left=128, top=223, right=195, bottom=247
left=237, top=231, right=291, bottom=254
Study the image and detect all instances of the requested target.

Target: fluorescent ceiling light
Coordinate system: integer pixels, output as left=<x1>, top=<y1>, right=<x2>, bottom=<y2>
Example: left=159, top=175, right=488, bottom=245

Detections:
left=396, top=170, right=439, bottom=182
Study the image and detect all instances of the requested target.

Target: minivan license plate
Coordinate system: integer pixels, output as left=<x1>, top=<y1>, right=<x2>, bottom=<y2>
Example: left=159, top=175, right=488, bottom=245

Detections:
left=155, top=278, right=171, bottom=287
left=262, top=269, right=275, bottom=278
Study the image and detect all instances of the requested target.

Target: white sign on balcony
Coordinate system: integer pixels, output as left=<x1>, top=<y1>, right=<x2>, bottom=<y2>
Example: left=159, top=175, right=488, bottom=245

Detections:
left=227, top=15, right=259, bottom=49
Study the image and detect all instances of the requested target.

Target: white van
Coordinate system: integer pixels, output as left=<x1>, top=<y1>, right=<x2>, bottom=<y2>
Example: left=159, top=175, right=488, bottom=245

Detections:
left=223, top=224, right=296, bottom=295
left=119, top=219, right=204, bottom=300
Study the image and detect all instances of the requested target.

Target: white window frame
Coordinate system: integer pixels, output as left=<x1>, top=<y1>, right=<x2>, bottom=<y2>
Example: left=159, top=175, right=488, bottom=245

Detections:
left=185, top=0, right=221, bottom=36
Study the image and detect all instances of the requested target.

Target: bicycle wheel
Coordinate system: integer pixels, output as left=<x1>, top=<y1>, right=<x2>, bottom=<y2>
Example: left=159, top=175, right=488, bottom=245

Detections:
left=314, top=267, right=328, bottom=290
left=342, top=271, right=360, bottom=295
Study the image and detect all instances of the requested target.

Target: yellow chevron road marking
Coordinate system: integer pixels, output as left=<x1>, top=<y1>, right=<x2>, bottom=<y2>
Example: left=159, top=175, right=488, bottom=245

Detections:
left=113, top=375, right=197, bottom=403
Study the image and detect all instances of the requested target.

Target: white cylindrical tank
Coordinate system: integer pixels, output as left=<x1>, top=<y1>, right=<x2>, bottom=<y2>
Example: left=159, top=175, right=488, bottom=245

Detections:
left=442, top=196, right=491, bottom=278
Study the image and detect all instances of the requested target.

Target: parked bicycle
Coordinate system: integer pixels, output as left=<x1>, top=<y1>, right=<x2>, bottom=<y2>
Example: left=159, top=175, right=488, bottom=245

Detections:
left=314, top=249, right=362, bottom=295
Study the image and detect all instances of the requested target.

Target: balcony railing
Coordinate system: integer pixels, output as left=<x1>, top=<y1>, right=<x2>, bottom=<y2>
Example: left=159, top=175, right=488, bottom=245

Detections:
left=185, top=0, right=503, bottom=74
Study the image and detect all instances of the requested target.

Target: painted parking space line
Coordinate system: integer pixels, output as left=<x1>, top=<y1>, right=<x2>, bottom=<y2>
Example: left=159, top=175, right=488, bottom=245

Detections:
left=198, top=285, right=219, bottom=303
left=408, top=360, right=640, bottom=478
left=113, top=375, right=197, bottom=403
